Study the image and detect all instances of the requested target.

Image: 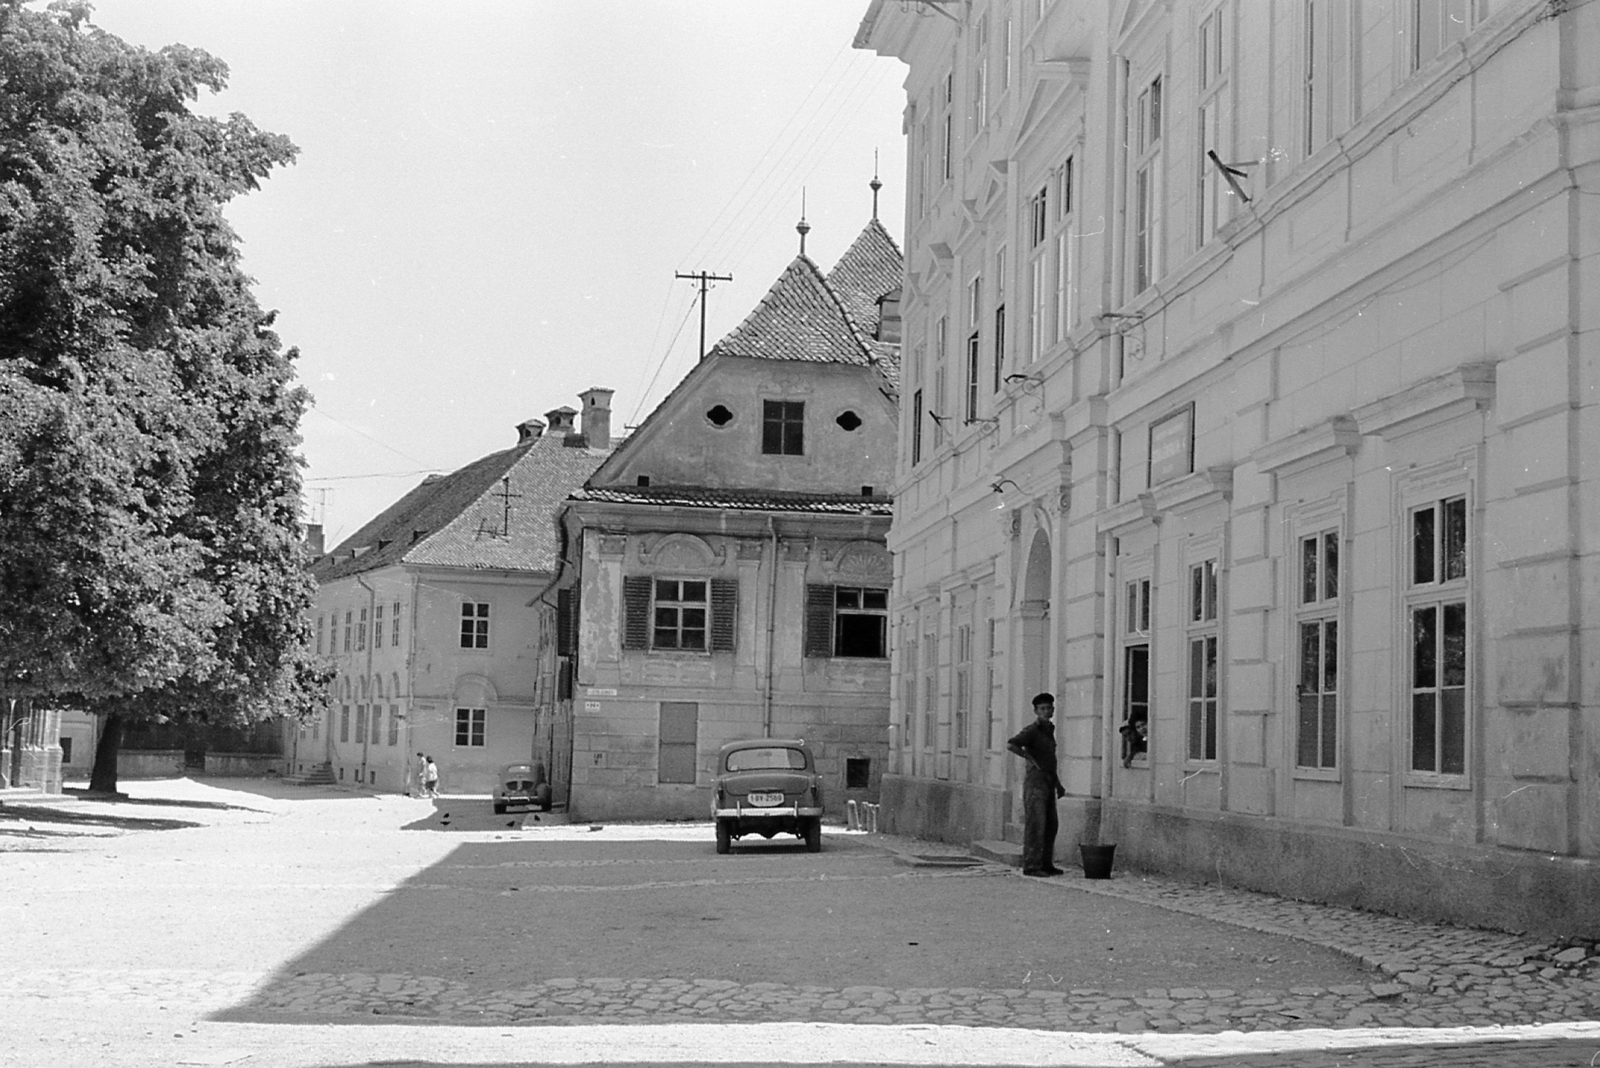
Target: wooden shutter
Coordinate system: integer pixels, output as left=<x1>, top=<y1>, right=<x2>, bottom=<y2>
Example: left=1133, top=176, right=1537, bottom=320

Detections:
left=622, top=575, right=652, bottom=650
left=803, top=584, right=835, bottom=658
left=556, top=587, right=576, bottom=657
left=709, top=578, right=738, bottom=652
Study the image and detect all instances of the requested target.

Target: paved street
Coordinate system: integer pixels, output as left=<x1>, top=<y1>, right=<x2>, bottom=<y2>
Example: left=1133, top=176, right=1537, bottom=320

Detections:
left=1, top=777, right=1596, bottom=1067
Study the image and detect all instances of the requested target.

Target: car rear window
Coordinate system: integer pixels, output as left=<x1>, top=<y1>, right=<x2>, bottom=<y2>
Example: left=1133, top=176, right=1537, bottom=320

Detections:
left=725, top=747, right=807, bottom=772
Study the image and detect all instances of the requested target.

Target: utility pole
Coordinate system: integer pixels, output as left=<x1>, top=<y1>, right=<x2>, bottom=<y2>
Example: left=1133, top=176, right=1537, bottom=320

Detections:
left=675, top=269, right=733, bottom=361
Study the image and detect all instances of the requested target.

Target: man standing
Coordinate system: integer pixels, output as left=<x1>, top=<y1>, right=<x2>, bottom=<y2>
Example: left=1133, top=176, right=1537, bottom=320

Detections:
left=1007, top=692, right=1066, bottom=876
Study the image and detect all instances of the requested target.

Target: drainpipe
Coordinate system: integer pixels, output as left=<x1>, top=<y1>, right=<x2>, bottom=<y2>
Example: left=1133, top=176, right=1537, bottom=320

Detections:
left=406, top=570, right=421, bottom=788
left=763, top=516, right=780, bottom=737
left=355, top=572, right=377, bottom=787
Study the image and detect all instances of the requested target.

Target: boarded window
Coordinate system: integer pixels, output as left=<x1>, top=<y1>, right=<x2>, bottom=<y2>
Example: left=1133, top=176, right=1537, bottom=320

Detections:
left=659, top=702, right=698, bottom=784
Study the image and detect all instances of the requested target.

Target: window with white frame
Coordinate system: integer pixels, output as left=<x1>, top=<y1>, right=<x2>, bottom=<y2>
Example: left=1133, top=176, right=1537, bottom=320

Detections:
left=653, top=579, right=707, bottom=651
left=1054, top=155, right=1077, bottom=341
left=1120, top=577, right=1151, bottom=766
left=1195, top=6, right=1233, bottom=246
left=954, top=621, right=972, bottom=750
left=354, top=704, right=366, bottom=745
left=992, top=246, right=1007, bottom=391
left=965, top=275, right=982, bottom=422
left=1411, top=0, right=1479, bottom=72
left=454, top=707, right=486, bottom=747
left=933, top=326, right=948, bottom=446
left=921, top=629, right=938, bottom=751
left=373, top=602, right=383, bottom=648
left=459, top=602, right=489, bottom=649
left=985, top=608, right=1001, bottom=749
left=832, top=587, right=889, bottom=658
left=1408, top=495, right=1468, bottom=775
left=391, top=600, right=401, bottom=646
left=901, top=632, right=918, bottom=753
left=1305, top=0, right=1355, bottom=155
left=339, top=704, right=350, bottom=743
left=387, top=703, right=399, bottom=746
left=343, top=610, right=352, bottom=653
left=1187, top=559, right=1219, bottom=762
left=357, top=606, right=368, bottom=651
left=316, top=615, right=325, bottom=656
left=1028, top=182, right=1048, bottom=361
left=970, top=12, right=988, bottom=133
left=1001, top=16, right=1013, bottom=93
left=1297, top=528, right=1341, bottom=769
left=1131, top=72, right=1164, bottom=293
left=941, top=71, right=954, bottom=181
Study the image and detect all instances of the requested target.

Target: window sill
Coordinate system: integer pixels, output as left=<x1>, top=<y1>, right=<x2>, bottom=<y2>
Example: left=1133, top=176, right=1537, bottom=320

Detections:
left=1403, top=772, right=1472, bottom=791
left=1291, top=766, right=1341, bottom=783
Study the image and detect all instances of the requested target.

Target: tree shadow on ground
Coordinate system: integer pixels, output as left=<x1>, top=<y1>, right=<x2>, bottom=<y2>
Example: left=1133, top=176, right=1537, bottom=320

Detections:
left=63, top=786, right=260, bottom=811
left=0, top=803, right=201, bottom=831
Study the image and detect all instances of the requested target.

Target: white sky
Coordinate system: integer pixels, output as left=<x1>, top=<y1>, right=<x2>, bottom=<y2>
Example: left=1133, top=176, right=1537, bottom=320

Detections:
left=87, top=1, right=908, bottom=544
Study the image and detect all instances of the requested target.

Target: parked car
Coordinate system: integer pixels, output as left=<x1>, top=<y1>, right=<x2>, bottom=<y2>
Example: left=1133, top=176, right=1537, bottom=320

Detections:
left=494, top=762, right=551, bottom=814
left=711, top=738, right=824, bottom=853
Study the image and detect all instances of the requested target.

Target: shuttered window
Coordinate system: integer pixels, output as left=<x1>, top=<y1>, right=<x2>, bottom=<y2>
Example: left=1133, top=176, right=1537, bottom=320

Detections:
left=804, top=585, right=835, bottom=657
left=623, top=575, right=739, bottom=652
left=556, top=587, right=576, bottom=657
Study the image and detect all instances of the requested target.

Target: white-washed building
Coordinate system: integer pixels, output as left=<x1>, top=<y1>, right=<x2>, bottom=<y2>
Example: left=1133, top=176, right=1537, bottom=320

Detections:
left=857, top=0, right=1597, bottom=935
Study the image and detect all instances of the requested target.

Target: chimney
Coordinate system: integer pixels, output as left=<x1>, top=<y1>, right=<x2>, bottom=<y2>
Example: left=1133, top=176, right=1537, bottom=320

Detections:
left=517, top=417, right=545, bottom=443
left=545, top=406, right=578, bottom=437
left=304, top=523, right=325, bottom=558
left=579, top=387, right=614, bottom=450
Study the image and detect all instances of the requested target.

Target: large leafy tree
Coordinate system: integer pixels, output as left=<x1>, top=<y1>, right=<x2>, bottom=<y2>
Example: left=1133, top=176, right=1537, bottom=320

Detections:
left=0, top=0, right=324, bottom=791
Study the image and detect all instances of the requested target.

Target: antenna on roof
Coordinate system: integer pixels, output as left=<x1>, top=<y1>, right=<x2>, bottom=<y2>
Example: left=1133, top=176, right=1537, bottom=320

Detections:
left=797, top=187, right=811, bottom=257
left=871, top=153, right=882, bottom=221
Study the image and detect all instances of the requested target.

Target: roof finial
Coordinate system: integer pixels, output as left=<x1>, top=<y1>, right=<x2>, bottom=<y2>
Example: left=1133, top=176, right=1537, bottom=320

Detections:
left=871, top=152, right=882, bottom=221
left=796, top=187, right=810, bottom=257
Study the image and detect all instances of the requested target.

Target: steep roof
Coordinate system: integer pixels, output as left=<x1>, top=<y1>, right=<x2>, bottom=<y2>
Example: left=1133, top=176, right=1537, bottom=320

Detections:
left=825, top=218, right=903, bottom=340
left=312, top=432, right=609, bottom=583
left=704, top=254, right=873, bottom=366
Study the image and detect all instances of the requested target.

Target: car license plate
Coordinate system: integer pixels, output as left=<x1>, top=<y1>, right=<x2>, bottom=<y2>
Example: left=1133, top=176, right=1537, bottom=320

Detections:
left=746, top=792, right=784, bottom=807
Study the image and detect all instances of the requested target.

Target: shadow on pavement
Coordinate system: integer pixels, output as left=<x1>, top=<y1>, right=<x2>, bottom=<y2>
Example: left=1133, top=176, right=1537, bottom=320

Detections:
left=63, top=786, right=260, bottom=811
left=0, top=802, right=201, bottom=831
left=400, top=797, right=559, bottom=833
left=1162, top=1036, right=1600, bottom=1066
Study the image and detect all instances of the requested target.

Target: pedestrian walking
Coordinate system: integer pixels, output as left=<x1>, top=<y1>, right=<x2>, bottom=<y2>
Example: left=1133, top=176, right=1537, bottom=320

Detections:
left=412, top=752, right=427, bottom=797
left=423, top=756, right=439, bottom=798
left=1007, top=692, right=1066, bottom=877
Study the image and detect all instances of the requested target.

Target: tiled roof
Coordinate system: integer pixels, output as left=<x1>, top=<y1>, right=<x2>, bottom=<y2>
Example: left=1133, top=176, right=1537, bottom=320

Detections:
left=573, top=484, right=893, bottom=517
left=825, top=218, right=903, bottom=339
left=705, top=255, right=872, bottom=366
left=312, top=433, right=609, bottom=582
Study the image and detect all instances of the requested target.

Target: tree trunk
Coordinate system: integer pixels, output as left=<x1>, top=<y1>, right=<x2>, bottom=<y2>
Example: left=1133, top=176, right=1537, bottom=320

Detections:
left=88, top=712, right=123, bottom=795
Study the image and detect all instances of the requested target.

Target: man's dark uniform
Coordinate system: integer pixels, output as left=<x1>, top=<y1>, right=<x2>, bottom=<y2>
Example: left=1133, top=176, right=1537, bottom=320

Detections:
left=1008, top=714, right=1060, bottom=873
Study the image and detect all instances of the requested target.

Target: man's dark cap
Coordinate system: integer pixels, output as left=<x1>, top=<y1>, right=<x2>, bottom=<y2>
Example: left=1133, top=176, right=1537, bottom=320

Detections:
left=1032, top=692, right=1055, bottom=707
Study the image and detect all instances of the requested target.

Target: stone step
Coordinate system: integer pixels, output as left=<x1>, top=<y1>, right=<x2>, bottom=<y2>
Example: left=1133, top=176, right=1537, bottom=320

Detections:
left=970, top=838, right=1023, bottom=868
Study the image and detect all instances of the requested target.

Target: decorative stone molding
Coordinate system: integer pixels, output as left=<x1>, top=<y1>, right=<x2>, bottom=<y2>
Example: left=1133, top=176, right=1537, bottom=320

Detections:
left=836, top=542, right=893, bottom=582
left=1352, top=362, right=1495, bottom=441
left=1252, top=416, right=1361, bottom=477
left=597, top=534, right=627, bottom=557
left=1149, top=465, right=1234, bottom=514
left=640, top=532, right=720, bottom=569
left=735, top=540, right=764, bottom=561
left=1096, top=493, right=1160, bottom=534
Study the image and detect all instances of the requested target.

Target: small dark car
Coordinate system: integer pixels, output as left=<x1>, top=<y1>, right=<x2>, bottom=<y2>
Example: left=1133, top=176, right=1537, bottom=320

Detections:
left=494, top=763, right=550, bottom=814
left=711, top=738, right=824, bottom=853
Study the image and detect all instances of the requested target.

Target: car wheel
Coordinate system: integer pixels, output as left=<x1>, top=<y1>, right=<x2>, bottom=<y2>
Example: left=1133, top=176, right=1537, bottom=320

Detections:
left=715, top=819, right=732, bottom=855
left=804, top=817, right=822, bottom=853
left=493, top=802, right=506, bottom=815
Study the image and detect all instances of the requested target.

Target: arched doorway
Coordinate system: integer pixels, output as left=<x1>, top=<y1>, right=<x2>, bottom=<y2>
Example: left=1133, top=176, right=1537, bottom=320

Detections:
left=1019, top=528, right=1052, bottom=704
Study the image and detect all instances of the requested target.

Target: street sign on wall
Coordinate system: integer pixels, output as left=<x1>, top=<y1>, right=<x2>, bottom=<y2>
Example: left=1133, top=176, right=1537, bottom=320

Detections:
left=1148, top=403, right=1195, bottom=486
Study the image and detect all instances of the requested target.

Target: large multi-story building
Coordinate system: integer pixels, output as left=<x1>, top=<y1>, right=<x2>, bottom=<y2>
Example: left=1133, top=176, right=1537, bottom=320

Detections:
left=857, top=0, right=1597, bottom=935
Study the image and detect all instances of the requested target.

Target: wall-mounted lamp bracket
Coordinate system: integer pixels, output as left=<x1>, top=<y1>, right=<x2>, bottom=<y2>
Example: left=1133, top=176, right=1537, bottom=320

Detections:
left=990, top=478, right=1021, bottom=494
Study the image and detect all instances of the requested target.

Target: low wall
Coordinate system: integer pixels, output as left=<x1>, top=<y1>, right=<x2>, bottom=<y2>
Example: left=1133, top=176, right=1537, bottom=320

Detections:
left=117, top=749, right=184, bottom=779
left=1104, top=800, right=1600, bottom=940
left=203, top=752, right=282, bottom=777
left=880, top=774, right=1010, bottom=847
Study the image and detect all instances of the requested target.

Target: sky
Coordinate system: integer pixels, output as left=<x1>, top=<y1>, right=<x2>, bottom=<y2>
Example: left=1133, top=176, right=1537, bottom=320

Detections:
left=87, top=0, right=909, bottom=545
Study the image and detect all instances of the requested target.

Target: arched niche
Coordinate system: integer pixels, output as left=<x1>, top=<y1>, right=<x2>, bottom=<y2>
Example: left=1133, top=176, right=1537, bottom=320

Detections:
left=453, top=673, right=498, bottom=707
left=833, top=541, right=893, bottom=584
left=641, top=532, right=718, bottom=571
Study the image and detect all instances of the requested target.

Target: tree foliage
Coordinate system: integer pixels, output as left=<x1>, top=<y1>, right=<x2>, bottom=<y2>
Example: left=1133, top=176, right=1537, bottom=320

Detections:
left=0, top=0, right=326, bottom=785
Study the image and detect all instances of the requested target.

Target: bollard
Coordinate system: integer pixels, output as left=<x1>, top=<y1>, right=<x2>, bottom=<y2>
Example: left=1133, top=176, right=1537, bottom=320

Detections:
left=846, top=799, right=860, bottom=831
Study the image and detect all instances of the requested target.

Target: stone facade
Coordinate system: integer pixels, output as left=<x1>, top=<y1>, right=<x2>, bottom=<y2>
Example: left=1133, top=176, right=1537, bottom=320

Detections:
left=304, top=396, right=612, bottom=797
left=857, top=0, right=1598, bottom=935
left=557, top=218, right=904, bottom=821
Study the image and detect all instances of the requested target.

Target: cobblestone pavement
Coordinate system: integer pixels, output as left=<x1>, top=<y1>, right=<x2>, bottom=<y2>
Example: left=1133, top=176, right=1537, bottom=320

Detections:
left=3, top=782, right=1596, bottom=1067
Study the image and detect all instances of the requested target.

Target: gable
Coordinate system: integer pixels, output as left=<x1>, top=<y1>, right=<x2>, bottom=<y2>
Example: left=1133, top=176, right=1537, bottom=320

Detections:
left=588, top=354, right=897, bottom=498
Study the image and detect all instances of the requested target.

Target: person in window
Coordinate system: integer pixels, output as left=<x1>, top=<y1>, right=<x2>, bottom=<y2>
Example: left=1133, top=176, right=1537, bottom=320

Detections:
left=1007, top=692, right=1066, bottom=877
left=1119, top=710, right=1148, bottom=767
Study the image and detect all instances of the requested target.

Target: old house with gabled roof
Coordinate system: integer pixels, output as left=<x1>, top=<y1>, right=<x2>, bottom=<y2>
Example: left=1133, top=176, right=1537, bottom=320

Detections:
left=297, top=392, right=615, bottom=798
left=554, top=206, right=903, bottom=820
